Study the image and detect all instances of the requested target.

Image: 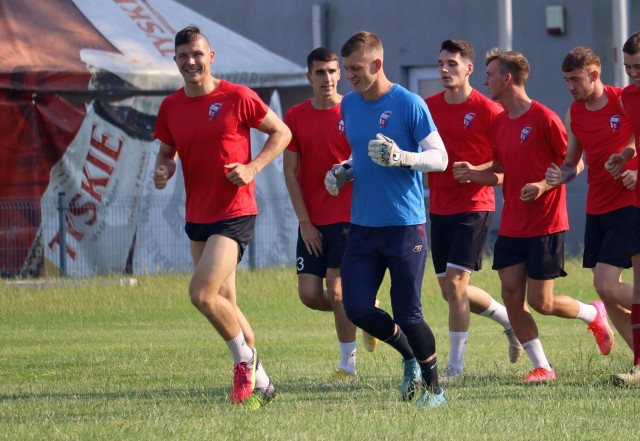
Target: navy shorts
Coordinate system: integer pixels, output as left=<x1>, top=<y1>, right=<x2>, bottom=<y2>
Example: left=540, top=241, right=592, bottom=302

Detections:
left=492, top=232, right=567, bottom=280
left=430, top=211, right=493, bottom=276
left=184, top=215, right=256, bottom=263
left=583, top=206, right=633, bottom=269
left=296, top=222, right=350, bottom=277
left=632, top=207, right=640, bottom=257
left=341, top=224, right=427, bottom=327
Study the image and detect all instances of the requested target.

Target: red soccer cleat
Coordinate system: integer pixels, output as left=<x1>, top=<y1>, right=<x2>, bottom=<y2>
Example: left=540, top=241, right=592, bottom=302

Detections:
left=523, top=367, right=557, bottom=383
left=230, top=351, right=257, bottom=404
left=587, top=301, right=615, bottom=355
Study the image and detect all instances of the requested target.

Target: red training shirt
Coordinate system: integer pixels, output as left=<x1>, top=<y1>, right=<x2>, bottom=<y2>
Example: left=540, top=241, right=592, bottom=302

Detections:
left=492, top=101, right=569, bottom=237
left=570, top=85, right=635, bottom=214
left=285, top=99, right=352, bottom=225
left=154, top=80, right=268, bottom=223
left=426, top=89, right=502, bottom=214
left=621, top=84, right=640, bottom=208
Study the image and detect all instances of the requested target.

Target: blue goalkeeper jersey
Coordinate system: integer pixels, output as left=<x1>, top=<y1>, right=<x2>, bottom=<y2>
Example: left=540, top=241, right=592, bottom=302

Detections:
left=341, top=84, right=437, bottom=227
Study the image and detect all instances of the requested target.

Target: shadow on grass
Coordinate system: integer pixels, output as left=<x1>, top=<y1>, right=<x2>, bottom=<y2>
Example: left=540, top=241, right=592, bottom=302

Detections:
left=0, top=386, right=229, bottom=403
left=4, top=372, right=592, bottom=406
left=0, top=378, right=377, bottom=405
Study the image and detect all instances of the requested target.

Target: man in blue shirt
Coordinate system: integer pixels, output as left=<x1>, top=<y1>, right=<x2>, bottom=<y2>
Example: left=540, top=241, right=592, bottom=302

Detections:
left=325, top=31, right=448, bottom=408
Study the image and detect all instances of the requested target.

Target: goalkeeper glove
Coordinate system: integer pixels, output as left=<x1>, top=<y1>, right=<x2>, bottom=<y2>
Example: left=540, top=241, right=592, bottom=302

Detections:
left=324, top=163, right=353, bottom=196
left=367, top=133, right=415, bottom=168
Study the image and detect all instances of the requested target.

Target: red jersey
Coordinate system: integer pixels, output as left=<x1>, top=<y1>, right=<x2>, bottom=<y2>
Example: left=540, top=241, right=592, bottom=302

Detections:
left=570, top=85, right=635, bottom=214
left=426, top=89, right=502, bottom=214
left=285, top=99, right=352, bottom=225
left=621, top=84, right=640, bottom=208
left=492, top=101, right=569, bottom=237
left=154, top=80, right=268, bottom=223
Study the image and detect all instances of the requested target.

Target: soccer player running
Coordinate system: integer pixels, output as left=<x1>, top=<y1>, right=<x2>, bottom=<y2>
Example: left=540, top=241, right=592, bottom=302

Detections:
left=426, top=39, right=522, bottom=382
left=325, top=31, right=448, bottom=407
left=456, top=49, right=614, bottom=382
left=546, top=47, right=636, bottom=355
left=153, top=26, right=291, bottom=408
left=612, top=32, right=640, bottom=386
left=283, top=47, right=379, bottom=386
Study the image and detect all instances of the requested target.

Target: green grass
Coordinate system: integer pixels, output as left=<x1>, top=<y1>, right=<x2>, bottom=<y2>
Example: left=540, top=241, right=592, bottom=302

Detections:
left=1, top=260, right=638, bottom=440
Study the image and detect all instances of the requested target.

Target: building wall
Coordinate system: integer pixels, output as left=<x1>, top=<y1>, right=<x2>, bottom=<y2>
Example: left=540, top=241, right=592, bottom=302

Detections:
left=177, top=0, right=640, bottom=254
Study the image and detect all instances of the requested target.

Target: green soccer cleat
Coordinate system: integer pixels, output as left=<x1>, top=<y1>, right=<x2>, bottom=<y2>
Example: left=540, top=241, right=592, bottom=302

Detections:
left=415, top=389, right=446, bottom=408
left=401, top=358, right=421, bottom=401
left=242, top=380, right=277, bottom=410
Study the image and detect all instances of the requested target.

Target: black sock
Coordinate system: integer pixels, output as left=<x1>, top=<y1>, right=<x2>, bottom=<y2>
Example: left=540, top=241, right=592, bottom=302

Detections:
left=386, top=326, right=415, bottom=360
left=421, top=357, right=441, bottom=394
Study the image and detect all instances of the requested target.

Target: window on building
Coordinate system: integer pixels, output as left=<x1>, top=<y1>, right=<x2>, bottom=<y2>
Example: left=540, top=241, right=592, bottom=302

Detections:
left=407, top=66, right=441, bottom=201
left=408, top=67, right=441, bottom=99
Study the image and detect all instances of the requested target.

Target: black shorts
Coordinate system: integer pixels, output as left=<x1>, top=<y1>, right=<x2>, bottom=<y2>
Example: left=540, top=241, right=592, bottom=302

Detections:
left=632, top=207, right=640, bottom=257
left=492, top=232, right=567, bottom=280
left=583, top=206, right=633, bottom=269
left=430, top=211, right=493, bottom=276
left=296, top=222, right=350, bottom=277
left=184, top=215, right=256, bottom=263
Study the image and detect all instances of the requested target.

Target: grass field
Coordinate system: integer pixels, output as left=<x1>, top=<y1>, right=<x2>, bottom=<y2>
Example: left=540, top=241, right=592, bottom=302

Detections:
left=1, top=259, right=638, bottom=440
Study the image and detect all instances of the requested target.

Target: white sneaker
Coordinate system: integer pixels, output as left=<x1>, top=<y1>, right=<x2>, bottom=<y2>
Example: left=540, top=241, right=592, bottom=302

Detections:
left=439, top=365, right=463, bottom=382
left=611, top=365, right=640, bottom=387
left=504, top=329, right=523, bottom=363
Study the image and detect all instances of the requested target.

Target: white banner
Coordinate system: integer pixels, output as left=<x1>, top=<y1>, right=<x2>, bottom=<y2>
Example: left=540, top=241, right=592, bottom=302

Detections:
left=42, top=103, right=152, bottom=276
left=42, top=91, right=296, bottom=276
left=39, top=0, right=304, bottom=276
left=133, top=147, right=192, bottom=274
left=240, top=90, right=297, bottom=269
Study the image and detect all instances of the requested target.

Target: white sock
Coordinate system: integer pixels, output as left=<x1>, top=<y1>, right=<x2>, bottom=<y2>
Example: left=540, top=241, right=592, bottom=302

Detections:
left=479, top=299, right=512, bottom=330
left=522, top=337, right=552, bottom=370
left=575, top=301, right=597, bottom=324
left=339, top=341, right=357, bottom=374
left=447, top=331, right=468, bottom=372
left=225, top=331, right=254, bottom=365
left=255, top=359, right=270, bottom=389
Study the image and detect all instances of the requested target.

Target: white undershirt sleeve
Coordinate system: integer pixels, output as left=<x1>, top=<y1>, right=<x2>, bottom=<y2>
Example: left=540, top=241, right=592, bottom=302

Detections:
left=410, top=131, right=448, bottom=172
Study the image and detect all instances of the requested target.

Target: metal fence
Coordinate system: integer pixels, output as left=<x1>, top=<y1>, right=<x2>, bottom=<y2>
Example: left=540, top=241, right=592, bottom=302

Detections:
left=0, top=194, right=298, bottom=279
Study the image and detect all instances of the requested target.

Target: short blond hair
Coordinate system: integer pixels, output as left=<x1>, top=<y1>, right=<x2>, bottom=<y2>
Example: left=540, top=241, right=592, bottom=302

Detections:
left=341, top=31, right=383, bottom=59
left=485, top=48, right=530, bottom=85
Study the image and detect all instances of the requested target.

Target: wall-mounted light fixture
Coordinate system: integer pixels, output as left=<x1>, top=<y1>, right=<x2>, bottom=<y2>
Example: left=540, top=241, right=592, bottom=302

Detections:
left=545, top=5, right=565, bottom=35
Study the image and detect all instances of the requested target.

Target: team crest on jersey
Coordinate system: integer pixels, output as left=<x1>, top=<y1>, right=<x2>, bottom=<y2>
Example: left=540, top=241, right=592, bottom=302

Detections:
left=610, top=114, right=621, bottom=132
left=338, top=119, right=345, bottom=136
left=413, top=245, right=423, bottom=253
left=208, top=103, right=222, bottom=121
left=463, top=112, right=477, bottom=129
left=379, top=111, right=392, bottom=128
left=520, top=126, right=532, bottom=143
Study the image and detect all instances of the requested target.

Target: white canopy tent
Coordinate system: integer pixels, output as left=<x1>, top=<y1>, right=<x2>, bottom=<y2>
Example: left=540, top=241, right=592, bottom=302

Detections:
left=0, top=0, right=306, bottom=276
